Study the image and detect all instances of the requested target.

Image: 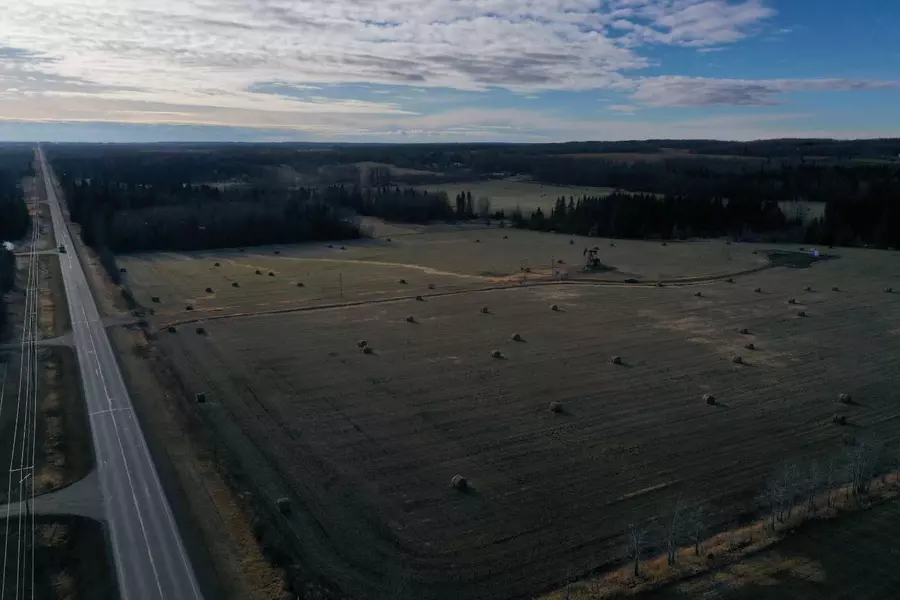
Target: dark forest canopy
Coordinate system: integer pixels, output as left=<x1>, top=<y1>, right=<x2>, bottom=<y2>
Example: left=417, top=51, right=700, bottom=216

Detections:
left=0, top=147, right=33, bottom=241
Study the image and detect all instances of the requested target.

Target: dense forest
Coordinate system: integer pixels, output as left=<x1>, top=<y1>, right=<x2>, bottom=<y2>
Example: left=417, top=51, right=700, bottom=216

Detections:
left=0, top=146, right=33, bottom=336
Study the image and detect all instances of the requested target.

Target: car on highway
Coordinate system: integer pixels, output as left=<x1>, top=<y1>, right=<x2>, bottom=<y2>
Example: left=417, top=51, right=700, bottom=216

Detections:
left=58, top=244, right=66, bottom=253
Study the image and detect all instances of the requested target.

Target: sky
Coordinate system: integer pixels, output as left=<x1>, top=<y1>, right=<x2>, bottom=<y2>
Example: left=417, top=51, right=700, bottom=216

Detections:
left=0, top=0, right=899, bottom=143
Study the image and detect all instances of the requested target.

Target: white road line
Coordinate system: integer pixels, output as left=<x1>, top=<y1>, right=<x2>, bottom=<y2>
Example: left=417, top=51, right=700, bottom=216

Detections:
left=89, top=407, right=133, bottom=417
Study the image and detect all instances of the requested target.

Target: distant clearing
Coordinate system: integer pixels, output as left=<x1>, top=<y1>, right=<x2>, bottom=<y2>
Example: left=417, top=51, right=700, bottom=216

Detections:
left=417, top=178, right=624, bottom=213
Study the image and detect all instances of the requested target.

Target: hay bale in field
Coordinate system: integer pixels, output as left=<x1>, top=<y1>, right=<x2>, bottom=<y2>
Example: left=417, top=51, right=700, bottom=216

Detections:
left=832, top=413, right=847, bottom=426
left=569, top=239, right=575, bottom=245
left=557, top=259, right=564, bottom=264
left=151, top=296, right=160, bottom=303
left=340, top=246, right=345, bottom=250
left=356, top=340, right=368, bottom=348
left=274, top=250, right=280, bottom=255
left=481, top=306, right=490, bottom=314
left=726, top=241, right=732, bottom=245
left=276, top=497, right=292, bottom=515
left=726, top=278, right=734, bottom=283
left=255, top=270, right=262, bottom=275
left=661, top=242, right=668, bottom=246
left=838, top=393, right=852, bottom=404
left=450, top=475, right=468, bottom=491
left=120, top=267, right=127, bottom=273
left=832, top=286, right=839, bottom=291
left=185, top=305, right=193, bottom=311
left=744, top=343, right=755, bottom=350
left=491, top=349, right=503, bottom=359
left=656, top=282, right=665, bottom=288
left=885, top=287, right=893, bottom=293
left=804, top=286, right=812, bottom=292
left=732, top=355, right=743, bottom=365
left=196, top=392, right=206, bottom=404
left=232, top=282, right=240, bottom=288
left=704, top=394, right=716, bottom=405
left=475, top=239, right=481, bottom=243
left=296, top=282, right=304, bottom=287
left=739, top=327, right=750, bottom=335
left=327, top=244, right=333, bottom=249
left=167, top=326, right=176, bottom=333
left=610, top=243, right=615, bottom=247
left=406, top=316, right=416, bottom=324
left=205, top=287, right=214, bottom=293
left=549, top=401, right=563, bottom=413
left=362, top=346, right=374, bottom=355
left=398, top=278, right=407, bottom=284
left=511, top=333, right=522, bottom=342
left=268, top=272, right=275, bottom=277
left=524, top=267, right=532, bottom=273
left=550, top=304, right=559, bottom=311
left=694, top=291, right=702, bottom=297
left=214, top=262, right=220, bottom=267
left=754, top=287, right=762, bottom=293
left=610, top=356, right=622, bottom=365
left=787, top=298, right=796, bottom=304
left=386, top=237, right=392, bottom=242
left=502, top=235, right=508, bottom=239
left=797, top=310, right=807, bottom=317
left=427, top=284, right=435, bottom=290
left=196, top=327, right=206, bottom=335
left=415, top=295, right=424, bottom=301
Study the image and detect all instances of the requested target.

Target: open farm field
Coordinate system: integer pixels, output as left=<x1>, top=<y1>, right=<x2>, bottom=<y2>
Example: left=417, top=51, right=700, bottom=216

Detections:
left=417, top=179, right=622, bottom=213
left=648, top=497, right=900, bottom=600
left=124, top=232, right=900, bottom=600
left=118, top=229, right=768, bottom=323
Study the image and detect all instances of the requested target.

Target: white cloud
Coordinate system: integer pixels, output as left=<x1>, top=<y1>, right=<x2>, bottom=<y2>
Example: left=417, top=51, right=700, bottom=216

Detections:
left=631, top=76, right=900, bottom=107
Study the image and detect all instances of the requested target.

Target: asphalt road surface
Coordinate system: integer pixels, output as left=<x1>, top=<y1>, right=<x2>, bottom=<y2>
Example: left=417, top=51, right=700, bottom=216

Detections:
left=37, top=148, right=203, bottom=600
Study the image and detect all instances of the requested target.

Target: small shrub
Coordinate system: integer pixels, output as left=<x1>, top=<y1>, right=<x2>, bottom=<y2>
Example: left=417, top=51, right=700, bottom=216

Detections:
left=726, top=241, right=732, bottom=245
left=797, top=310, right=807, bottom=317
left=787, top=298, right=796, bottom=304
left=120, top=267, right=127, bottom=273
left=885, top=287, right=893, bottom=293
left=327, top=244, right=333, bottom=249
left=481, top=306, right=489, bottom=314
left=524, top=267, right=532, bottom=273
left=428, top=284, right=435, bottom=290
left=356, top=340, right=368, bottom=348
left=704, top=394, right=716, bottom=405
left=340, top=246, right=345, bottom=250
left=167, top=326, right=176, bottom=333
left=726, top=278, right=734, bottom=283
left=656, top=282, right=665, bottom=288
left=744, top=342, right=755, bottom=350
left=550, top=304, right=559, bottom=311
left=274, top=250, right=280, bottom=255
left=451, top=475, right=468, bottom=491
left=739, top=327, right=750, bottom=335
left=491, top=349, right=503, bottom=359
left=511, top=333, right=522, bottom=342
left=232, top=282, right=240, bottom=288
left=804, top=286, right=812, bottom=292
left=569, top=239, right=575, bottom=245
left=841, top=432, right=855, bottom=446
left=196, top=327, right=206, bottom=335
left=549, top=401, right=563, bottom=413
left=406, top=316, right=416, bottom=323
left=151, top=296, right=160, bottom=303
left=610, top=356, right=622, bottom=365
left=415, top=295, right=424, bottom=301
left=362, top=346, right=374, bottom=355
left=296, top=282, right=304, bottom=287
left=732, top=355, right=743, bottom=365
left=833, top=413, right=847, bottom=426
left=838, top=392, right=852, bottom=403
left=609, top=243, right=615, bottom=247
left=205, top=287, right=214, bottom=293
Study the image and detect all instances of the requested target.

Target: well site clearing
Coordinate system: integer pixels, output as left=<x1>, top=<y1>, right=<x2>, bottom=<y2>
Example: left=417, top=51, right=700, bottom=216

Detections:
left=119, top=230, right=900, bottom=600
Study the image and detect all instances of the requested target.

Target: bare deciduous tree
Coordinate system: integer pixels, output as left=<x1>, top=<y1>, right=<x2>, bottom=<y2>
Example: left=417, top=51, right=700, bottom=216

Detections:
left=682, top=500, right=706, bottom=557
left=663, top=494, right=683, bottom=566
left=759, top=472, right=786, bottom=531
left=626, top=521, right=649, bottom=578
left=802, top=459, right=820, bottom=515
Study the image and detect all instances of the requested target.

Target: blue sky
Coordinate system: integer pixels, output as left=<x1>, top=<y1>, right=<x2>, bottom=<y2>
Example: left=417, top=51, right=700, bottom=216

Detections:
left=0, top=0, right=898, bottom=142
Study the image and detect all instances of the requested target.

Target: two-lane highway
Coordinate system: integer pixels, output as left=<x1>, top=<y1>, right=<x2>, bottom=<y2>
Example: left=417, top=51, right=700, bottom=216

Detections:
left=37, top=148, right=203, bottom=600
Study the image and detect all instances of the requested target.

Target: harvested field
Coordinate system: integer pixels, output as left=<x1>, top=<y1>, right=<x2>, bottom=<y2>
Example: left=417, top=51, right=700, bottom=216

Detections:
left=417, top=178, right=622, bottom=213
left=128, top=234, right=900, bottom=600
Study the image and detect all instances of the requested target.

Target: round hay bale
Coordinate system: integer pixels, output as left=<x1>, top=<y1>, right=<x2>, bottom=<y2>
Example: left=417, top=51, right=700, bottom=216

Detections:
left=744, top=342, right=755, bottom=350
left=185, top=305, right=193, bottom=311
left=205, top=287, right=214, bottom=293
left=255, top=270, right=261, bottom=275
left=832, top=286, right=839, bottom=291
left=327, top=244, right=333, bottom=249
left=386, top=238, right=392, bottom=242
left=704, top=394, right=716, bottom=405
left=524, top=267, right=532, bottom=273
left=804, top=286, right=812, bottom=292
left=550, top=304, right=559, bottom=311
left=356, top=340, right=368, bottom=348
left=502, top=235, right=508, bottom=239
left=732, top=355, right=743, bottom=365
left=481, top=306, right=489, bottom=314
left=450, top=475, right=468, bottom=491
left=196, top=392, right=206, bottom=404
left=268, top=272, right=275, bottom=277
left=694, top=291, right=703, bottom=297
left=276, top=497, right=291, bottom=515
left=726, top=241, right=732, bottom=245
left=151, top=296, right=161, bottom=303
left=167, top=326, right=176, bottom=333
left=885, top=287, right=893, bottom=293
left=398, top=278, right=407, bottom=285
left=274, top=250, right=280, bottom=255
left=196, top=327, right=206, bottom=335
left=610, top=356, right=622, bottom=365
left=754, top=287, right=762, bottom=293
left=415, top=295, right=424, bottom=301
left=296, top=282, right=304, bottom=287
left=787, top=298, right=796, bottom=304
left=549, top=401, right=563, bottom=413
left=739, top=327, right=750, bottom=335
left=557, top=259, right=564, bottom=264
left=838, top=392, right=852, bottom=404
left=232, top=282, right=240, bottom=288
left=491, top=349, right=503, bottom=359
left=511, top=333, right=522, bottom=342
left=428, top=284, right=435, bottom=290
left=609, top=243, right=616, bottom=247
left=569, top=239, right=575, bottom=245
left=406, top=316, right=416, bottom=323
left=340, top=246, right=345, bottom=250
left=214, top=262, right=221, bottom=267
left=475, top=239, right=481, bottom=243
left=661, top=242, right=668, bottom=246
left=656, top=282, right=665, bottom=288
left=797, top=310, right=807, bottom=317
left=362, top=346, right=374, bottom=355
left=726, top=278, right=734, bottom=283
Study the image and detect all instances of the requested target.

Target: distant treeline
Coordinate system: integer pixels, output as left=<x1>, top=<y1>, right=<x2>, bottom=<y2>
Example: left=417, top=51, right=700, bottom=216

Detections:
left=0, top=146, right=34, bottom=337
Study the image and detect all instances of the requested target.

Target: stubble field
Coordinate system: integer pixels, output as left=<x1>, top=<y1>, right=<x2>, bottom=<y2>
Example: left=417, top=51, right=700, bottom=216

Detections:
left=416, top=179, right=621, bottom=213
left=121, top=231, right=900, bottom=600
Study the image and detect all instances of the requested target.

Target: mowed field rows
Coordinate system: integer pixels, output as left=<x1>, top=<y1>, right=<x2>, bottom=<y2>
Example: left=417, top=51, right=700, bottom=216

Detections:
left=118, top=229, right=767, bottom=325
left=137, top=239, right=900, bottom=600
